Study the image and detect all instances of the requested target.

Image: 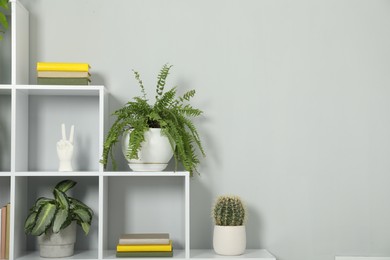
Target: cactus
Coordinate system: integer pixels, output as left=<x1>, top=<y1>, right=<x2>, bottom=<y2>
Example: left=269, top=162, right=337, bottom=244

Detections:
left=212, top=195, right=246, bottom=226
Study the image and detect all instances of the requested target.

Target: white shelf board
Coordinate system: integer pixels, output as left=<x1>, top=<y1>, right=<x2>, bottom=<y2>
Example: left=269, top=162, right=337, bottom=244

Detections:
left=103, top=171, right=189, bottom=177
left=16, top=250, right=98, bottom=260
left=0, top=86, right=12, bottom=94
left=104, top=249, right=185, bottom=259
left=14, top=85, right=105, bottom=96
left=14, top=171, right=101, bottom=177
left=191, top=250, right=276, bottom=260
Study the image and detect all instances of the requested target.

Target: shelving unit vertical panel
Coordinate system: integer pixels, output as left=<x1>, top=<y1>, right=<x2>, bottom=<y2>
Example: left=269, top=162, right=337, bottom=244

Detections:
left=185, top=174, right=190, bottom=259
left=98, top=88, right=107, bottom=173
left=0, top=88, right=12, bottom=171
left=11, top=0, right=29, bottom=85
left=12, top=89, right=28, bottom=171
left=11, top=176, right=27, bottom=260
left=101, top=176, right=108, bottom=259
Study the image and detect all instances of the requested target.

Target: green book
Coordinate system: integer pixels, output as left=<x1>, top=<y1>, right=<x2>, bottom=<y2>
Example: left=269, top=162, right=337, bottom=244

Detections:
left=116, top=251, right=173, bottom=257
left=37, top=77, right=90, bottom=85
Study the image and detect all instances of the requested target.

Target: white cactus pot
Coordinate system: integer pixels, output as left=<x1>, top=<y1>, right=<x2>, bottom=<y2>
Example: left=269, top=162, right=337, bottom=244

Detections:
left=213, top=225, right=246, bottom=256
left=38, top=222, right=76, bottom=258
left=121, top=128, right=174, bottom=171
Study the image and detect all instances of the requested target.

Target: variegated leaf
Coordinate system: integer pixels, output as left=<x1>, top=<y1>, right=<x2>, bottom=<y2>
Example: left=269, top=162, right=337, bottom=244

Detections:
left=52, top=208, right=69, bottom=233
left=53, top=188, right=69, bottom=210
left=30, top=203, right=57, bottom=236
left=24, top=212, right=37, bottom=234
left=55, top=180, right=76, bottom=193
left=73, top=207, right=92, bottom=224
left=80, top=222, right=90, bottom=235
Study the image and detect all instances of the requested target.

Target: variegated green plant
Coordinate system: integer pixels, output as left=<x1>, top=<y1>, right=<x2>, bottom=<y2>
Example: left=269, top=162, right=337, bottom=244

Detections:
left=24, top=180, right=94, bottom=236
left=0, top=0, right=9, bottom=41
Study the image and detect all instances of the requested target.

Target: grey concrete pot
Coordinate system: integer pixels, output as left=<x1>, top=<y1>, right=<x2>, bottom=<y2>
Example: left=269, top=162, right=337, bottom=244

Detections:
left=38, top=222, right=76, bottom=258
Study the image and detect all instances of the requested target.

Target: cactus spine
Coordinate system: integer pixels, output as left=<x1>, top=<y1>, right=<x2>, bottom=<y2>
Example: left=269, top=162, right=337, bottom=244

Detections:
left=213, top=196, right=245, bottom=226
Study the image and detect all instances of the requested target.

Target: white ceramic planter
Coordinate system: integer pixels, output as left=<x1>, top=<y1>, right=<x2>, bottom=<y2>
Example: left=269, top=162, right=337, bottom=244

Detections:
left=121, top=128, right=174, bottom=171
left=38, top=222, right=76, bottom=258
left=213, top=225, right=246, bottom=256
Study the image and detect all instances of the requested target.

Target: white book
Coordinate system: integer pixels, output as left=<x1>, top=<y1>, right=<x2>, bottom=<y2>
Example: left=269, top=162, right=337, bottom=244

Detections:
left=119, top=233, right=170, bottom=245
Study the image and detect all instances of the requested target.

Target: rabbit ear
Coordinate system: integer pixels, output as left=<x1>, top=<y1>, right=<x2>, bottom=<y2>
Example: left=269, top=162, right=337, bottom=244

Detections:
left=69, top=125, right=75, bottom=143
left=61, top=123, right=66, bottom=140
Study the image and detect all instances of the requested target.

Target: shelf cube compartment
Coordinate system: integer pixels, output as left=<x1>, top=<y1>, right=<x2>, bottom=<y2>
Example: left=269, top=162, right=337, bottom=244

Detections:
left=14, top=87, right=104, bottom=172
left=102, top=175, right=187, bottom=259
left=0, top=176, right=10, bottom=206
left=13, top=176, right=99, bottom=260
left=0, top=15, right=11, bottom=85
left=0, top=88, right=11, bottom=171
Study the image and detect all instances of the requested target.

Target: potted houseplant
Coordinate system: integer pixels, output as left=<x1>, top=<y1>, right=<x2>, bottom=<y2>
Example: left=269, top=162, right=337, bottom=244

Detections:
left=100, top=63, right=205, bottom=176
left=24, top=179, right=94, bottom=258
left=212, top=195, right=246, bottom=256
left=0, top=0, right=9, bottom=41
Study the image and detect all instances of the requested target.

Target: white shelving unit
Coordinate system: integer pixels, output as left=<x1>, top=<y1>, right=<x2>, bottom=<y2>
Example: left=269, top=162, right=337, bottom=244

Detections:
left=0, top=1, right=276, bottom=259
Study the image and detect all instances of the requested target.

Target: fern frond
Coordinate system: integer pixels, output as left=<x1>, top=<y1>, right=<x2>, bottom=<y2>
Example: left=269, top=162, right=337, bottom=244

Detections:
left=156, top=64, right=173, bottom=100
left=176, top=105, right=203, bottom=117
left=178, top=114, right=205, bottom=157
left=126, top=124, right=149, bottom=160
left=133, top=69, right=147, bottom=100
left=155, top=87, right=177, bottom=112
left=181, top=90, right=196, bottom=102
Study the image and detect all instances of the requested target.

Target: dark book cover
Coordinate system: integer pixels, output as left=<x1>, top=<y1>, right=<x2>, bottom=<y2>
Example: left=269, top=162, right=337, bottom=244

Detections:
left=37, top=77, right=90, bottom=85
left=116, top=251, right=173, bottom=257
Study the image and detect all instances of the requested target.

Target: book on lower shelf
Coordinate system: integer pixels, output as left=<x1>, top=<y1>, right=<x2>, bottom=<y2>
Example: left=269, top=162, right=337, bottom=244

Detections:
left=37, top=62, right=90, bottom=72
left=0, top=203, right=10, bottom=260
left=37, top=77, right=91, bottom=85
left=116, top=233, right=173, bottom=258
left=36, top=62, right=91, bottom=85
left=116, top=251, right=174, bottom=258
left=37, top=71, right=91, bottom=78
left=119, top=233, right=170, bottom=245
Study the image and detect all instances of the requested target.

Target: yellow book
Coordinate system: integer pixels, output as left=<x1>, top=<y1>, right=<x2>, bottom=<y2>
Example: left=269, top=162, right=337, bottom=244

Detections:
left=37, top=62, right=90, bottom=72
left=116, top=240, right=172, bottom=252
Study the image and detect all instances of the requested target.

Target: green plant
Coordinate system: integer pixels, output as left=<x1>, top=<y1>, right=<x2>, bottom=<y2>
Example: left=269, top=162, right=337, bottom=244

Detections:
left=213, top=195, right=246, bottom=226
left=0, top=0, right=9, bottom=41
left=24, top=179, right=94, bottom=236
left=100, top=63, right=205, bottom=176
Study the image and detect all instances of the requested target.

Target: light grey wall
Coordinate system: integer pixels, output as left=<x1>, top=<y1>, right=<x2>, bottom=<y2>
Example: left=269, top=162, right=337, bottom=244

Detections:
left=19, top=0, right=390, bottom=259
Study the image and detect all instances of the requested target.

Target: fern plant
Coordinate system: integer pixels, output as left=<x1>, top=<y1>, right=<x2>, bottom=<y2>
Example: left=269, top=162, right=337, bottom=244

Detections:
left=24, top=179, right=94, bottom=236
left=100, top=63, right=205, bottom=176
left=0, top=0, right=8, bottom=41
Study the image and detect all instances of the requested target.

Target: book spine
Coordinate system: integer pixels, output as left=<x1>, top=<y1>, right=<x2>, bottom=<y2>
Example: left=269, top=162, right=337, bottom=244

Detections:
left=1, top=206, right=6, bottom=259
left=118, top=239, right=170, bottom=245
left=116, top=241, right=172, bottom=252
left=116, top=251, right=173, bottom=257
left=37, top=62, right=90, bottom=72
left=37, top=78, right=90, bottom=85
left=37, top=71, right=90, bottom=78
left=5, top=204, right=9, bottom=259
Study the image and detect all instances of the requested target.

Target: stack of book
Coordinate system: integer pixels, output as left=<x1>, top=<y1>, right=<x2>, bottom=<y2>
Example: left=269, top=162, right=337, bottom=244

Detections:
left=116, top=233, right=173, bottom=258
left=37, top=62, right=91, bottom=85
left=0, top=203, right=10, bottom=259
